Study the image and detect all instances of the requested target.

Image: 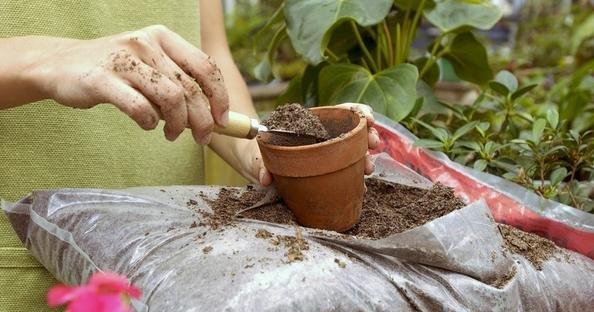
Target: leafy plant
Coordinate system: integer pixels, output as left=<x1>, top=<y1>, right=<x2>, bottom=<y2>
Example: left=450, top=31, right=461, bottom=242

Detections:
left=411, top=70, right=594, bottom=212
left=255, top=0, right=502, bottom=121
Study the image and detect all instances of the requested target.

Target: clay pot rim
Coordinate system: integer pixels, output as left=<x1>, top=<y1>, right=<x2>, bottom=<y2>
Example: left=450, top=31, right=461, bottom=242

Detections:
left=257, top=107, right=366, bottom=151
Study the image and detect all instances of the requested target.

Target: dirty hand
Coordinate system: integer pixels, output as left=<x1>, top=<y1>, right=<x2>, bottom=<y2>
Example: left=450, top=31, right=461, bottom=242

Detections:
left=30, top=25, right=229, bottom=144
left=249, top=103, right=380, bottom=187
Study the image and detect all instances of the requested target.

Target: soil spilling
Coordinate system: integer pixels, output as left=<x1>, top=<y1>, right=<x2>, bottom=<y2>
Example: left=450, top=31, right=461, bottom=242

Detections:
left=498, top=224, right=561, bottom=270
left=199, top=178, right=466, bottom=239
left=261, top=103, right=331, bottom=143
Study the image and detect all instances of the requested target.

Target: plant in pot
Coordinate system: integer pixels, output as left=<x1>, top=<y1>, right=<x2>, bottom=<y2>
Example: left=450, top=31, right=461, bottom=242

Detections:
left=254, top=0, right=502, bottom=122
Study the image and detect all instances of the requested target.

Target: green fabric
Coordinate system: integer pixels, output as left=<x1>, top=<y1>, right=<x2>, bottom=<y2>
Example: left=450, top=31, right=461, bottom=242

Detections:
left=0, top=1, right=202, bottom=310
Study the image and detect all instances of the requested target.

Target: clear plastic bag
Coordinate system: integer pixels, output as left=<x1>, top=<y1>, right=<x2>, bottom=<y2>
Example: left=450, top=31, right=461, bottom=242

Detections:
left=3, top=153, right=593, bottom=311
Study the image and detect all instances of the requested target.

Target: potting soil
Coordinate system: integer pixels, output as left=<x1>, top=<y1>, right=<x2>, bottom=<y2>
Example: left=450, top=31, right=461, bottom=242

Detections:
left=261, top=103, right=330, bottom=140
left=4, top=154, right=594, bottom=311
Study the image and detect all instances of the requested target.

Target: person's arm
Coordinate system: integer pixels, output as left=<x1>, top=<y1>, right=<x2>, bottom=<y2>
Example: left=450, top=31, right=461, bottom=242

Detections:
left=0, top=26, right=229, bottom=144
left=200, top=0, right=272, bottom=185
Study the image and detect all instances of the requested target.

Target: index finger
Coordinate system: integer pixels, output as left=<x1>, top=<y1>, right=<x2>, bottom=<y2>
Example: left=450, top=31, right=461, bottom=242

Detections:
left=149, top=25, right=230, bottom=127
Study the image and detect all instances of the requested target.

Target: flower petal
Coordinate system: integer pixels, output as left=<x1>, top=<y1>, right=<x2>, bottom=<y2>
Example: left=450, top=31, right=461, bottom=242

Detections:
left=47, top=285, right=76, bottom=306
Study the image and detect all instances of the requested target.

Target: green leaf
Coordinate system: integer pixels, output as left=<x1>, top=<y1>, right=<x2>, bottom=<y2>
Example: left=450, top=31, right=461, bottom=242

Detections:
left=442, top=32, right=493, bottom=85
left=284, top=0, right=392, bottom=64
left=253, top=5, right=286, bottom=81
left=473, top=159, right=488, bottom=171
left=511, top=84, right=537, bottom=100
left=476, top=122, right=490, bottom=136
left=424, top=0, right=502, bottom=32
left=494, top=70, right=518, bottom=93
left=414, top=119, right=450, bottom=142
left=550, top=167, right=568, bottom=186
left=415, top=57, right=440, bottom=87
left=532, top=119, right=547, bottom=143
left=452, top=121, right=479, bottom=141
left=571, top=14, right=594, bottom=54
left=546, top=109, right=559, bottom=129
left=488, top=81, right=509, bottom=96
left=277, top=74, right=304, bottom=105
left=457, top=140, right=481, bottom=151
left=414, top=139, right=444, bottom=149
left=394, top=0, right=435, bottom=10
left=318, top=63, right=419, bottom=121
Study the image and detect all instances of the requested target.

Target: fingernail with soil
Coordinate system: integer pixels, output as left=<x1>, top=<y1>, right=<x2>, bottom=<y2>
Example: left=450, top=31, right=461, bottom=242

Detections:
left=200, top=133, right=212, bottom=145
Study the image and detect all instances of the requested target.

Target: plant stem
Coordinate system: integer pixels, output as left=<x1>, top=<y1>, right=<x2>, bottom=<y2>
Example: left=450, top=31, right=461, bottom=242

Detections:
left=419, top=32, right=448, bottom=78
left=382, top=21, right=393, bottom=67
left=395, top=23, right=402, bottom=64
left=350, top=21, right=377, bottom=72
left=376, top=25, right=382, bottom=69
left=325, top=48, right=340, bottom=63
left=409, top=0, right=427, bottom=47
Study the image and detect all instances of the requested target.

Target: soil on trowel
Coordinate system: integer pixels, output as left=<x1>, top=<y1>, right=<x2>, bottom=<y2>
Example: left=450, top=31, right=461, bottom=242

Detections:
left=346, top=178, right=466, bottom=238
left=262, top=103, right=330, bottom=141
left=498, top=224, right=561, bottom=270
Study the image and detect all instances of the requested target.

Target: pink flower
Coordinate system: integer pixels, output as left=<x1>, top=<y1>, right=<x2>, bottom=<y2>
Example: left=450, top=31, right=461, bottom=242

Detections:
left=48, top=271, right=141, bottom=312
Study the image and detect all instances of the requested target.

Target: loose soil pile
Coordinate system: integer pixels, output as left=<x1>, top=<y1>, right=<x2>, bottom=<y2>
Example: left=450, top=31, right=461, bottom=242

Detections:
left=346, top=179, right=466, bottom=238
left=262, top=103, right=330, bottom=140
left=197, top=179, right=570, bottom=270
left=199, top=178, right=465, bottom=239
left=498, top=224, right=561, bottom=270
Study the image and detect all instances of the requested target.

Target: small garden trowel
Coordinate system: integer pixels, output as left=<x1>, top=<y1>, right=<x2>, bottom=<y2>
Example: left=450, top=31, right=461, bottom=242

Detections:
left=213, top=111, right=321, bottom=142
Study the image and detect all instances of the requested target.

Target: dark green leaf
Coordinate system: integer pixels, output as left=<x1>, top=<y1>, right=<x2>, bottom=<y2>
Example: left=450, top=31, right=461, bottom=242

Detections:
left=415, top=57, right=440, bottom=87
left=511, top=84, right=537, bottom=100
left=284, top=0, right=392, bottom=64
left=443, top=32, right=493, bottom=85
left=457, top=141, right=481, bottom=151
left=318, top=63, right=419, bottom=121
left=414, top=119, right=450, bottom=142
left=277, top=74, right=304, bottom=106
left=488, top=81, right=509, bottom=96
left=452, top=121, right=479, bottom=141
left=424, top=0, right=502, bottom=32
left=550, top=167, right=568, bottom=186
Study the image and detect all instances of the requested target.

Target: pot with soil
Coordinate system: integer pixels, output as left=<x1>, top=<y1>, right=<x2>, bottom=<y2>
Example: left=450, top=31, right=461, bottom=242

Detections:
left=257, top=104, right=368, bottom=232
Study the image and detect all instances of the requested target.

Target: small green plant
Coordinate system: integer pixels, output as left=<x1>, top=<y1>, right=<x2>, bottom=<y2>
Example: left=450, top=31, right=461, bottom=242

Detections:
left=255, top=0, right=502, bottom=120
left=411, top=69, right=594, bottom=212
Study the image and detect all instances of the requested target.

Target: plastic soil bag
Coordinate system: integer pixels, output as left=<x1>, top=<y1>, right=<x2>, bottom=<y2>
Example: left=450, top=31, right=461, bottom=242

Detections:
left=3, top=153, right=594, bottom=311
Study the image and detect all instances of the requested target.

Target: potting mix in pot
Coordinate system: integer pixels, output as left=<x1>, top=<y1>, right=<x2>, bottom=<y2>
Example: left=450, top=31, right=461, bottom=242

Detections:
left=4, top=104, right=594, bottom=311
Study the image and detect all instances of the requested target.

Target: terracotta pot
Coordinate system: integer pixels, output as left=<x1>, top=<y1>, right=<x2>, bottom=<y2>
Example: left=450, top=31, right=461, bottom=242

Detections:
left=257, top=107, right=368, bottom=232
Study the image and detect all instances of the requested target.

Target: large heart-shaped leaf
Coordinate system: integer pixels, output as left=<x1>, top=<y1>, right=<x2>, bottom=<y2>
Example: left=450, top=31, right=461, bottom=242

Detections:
left=424, top=0, right=502, bottom=32
left=442, top=32, right=493, bottom=85
left=318, top=63, right=419, bottom=121
left=284, top=0, right=392, bottom=65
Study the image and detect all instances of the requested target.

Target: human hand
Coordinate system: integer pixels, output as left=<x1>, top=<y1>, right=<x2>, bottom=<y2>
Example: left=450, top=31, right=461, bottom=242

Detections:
left=31, top=25, right=229, bottom=144
left=247, top=103, right=380, bottom=186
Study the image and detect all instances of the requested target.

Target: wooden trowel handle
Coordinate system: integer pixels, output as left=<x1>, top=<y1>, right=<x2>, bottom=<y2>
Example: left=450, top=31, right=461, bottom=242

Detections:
left=213, top=111, right=260, bottom=139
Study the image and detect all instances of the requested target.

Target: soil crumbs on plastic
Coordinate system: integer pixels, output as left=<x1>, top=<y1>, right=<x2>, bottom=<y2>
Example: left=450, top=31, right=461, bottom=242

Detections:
left=498, top=224, right=561, bottom=270
left=346, top=178, right=466, bottom=238
left=262, top=103, right=330, bottom=140
left=199, top=187, right=268, bottom=230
